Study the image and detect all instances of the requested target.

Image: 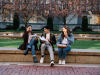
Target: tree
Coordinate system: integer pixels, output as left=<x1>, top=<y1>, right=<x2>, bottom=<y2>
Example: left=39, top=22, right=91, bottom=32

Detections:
left=1, top=0, right=45, bottom=28
left=0, top=0, right=100, bottom=27
left=43, top=0, right=100, bottom=25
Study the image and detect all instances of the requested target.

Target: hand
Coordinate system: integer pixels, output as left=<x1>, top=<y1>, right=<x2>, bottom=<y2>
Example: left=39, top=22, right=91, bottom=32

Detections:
left=35, top=38, right=37, bottom=41
left=57, top=44, right=59, bottom=47
left=64, top=32, right=67, bottom=37
left=47, top=39, right=50, bottom=42
left=42, top=40, right=46, bottom=43
left=26, top=28, right=29, bottom=32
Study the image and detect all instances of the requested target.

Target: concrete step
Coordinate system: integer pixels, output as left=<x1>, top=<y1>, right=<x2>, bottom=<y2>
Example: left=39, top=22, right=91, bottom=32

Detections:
left=0, top=62, right=100, bottom=67
left=0, top=47, right=100, bottom=64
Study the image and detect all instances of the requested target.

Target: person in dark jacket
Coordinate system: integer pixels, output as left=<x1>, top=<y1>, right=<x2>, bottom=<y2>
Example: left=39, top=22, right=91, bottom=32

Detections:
left=39, top=26, right=56, bottom=66
left=21, top=25, right=38, bottom=63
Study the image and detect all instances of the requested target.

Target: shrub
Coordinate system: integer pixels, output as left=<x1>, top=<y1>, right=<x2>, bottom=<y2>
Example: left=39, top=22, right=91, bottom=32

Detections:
left=72, top=26, right=82, bottom=31
left=53, top=25, right=59, bottom=31
left=5, top=25, right=14, bottom=30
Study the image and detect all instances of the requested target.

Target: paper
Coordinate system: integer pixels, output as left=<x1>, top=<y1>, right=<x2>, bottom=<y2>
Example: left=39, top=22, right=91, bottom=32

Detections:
left=58, top=44, right=66, bottom=46
left=39, top=36, right=48, bottom=41
left=57, top=44, right=67, bottom=48
left=28, top=34, right=37, bottom=43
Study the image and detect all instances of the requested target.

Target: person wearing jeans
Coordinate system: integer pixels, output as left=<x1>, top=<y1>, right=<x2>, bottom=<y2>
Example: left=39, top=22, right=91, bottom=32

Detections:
left=22, top=25, right=38, bottom=63
left=25, top=38, right=36, bottom=57
left=57, top=25, right=74, bottom=65
left=58, top=47, right=71, bottom=60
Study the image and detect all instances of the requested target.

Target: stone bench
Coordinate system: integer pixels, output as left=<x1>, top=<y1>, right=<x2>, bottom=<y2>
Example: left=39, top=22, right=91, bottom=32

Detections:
left=0, top=32, right=100, bottom=40
left=0, top=34, right=100, bottom=41
left=0, top=32, right=100, bottom=37
left=0, top=47, right=100, bottom=64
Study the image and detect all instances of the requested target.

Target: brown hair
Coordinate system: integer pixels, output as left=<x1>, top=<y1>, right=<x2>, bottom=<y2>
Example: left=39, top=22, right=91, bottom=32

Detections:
left=62, top=25, right=71, bottom=39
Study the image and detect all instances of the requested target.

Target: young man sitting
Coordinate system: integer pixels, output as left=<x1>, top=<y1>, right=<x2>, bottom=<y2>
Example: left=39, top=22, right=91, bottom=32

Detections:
left=39, top=26, right=56, bottom=66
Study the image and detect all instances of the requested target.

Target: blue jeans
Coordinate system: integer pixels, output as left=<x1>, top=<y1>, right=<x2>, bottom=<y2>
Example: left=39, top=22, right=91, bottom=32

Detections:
left=26, top=38, right=36, bottom=56
left=58, top=47, right=71, bottom=59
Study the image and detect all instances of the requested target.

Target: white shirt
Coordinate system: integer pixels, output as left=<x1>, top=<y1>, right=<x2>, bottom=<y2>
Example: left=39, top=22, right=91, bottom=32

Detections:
left=46, top=33, right=50, bottom=40
left=62, top=37, right=68, bottom=44
left=46, top=33, right=50, bottom=44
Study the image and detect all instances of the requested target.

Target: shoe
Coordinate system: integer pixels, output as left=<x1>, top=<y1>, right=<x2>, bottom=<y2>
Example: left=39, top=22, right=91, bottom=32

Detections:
left=50, top=61, right=54, bottom=66
left=62, top=60, right=65, bottom=65
left=40, top=57, right=44, bottom=63
left=58, top=60, right=62, bottom=65
left=23, top=49, right=28, bottom=55
left=33, top=57, right=38, bottom=63
left=23, top=48, right=30, bottom=55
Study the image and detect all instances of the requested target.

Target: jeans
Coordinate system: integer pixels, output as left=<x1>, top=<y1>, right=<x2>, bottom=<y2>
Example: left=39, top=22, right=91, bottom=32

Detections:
left=26, top=38, right=36, bottom=56
left=58, top=47, right=71, bottom=59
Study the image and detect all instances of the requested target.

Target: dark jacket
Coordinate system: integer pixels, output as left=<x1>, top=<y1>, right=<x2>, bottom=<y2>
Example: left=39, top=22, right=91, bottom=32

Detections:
left=20, top=31, right=38, bottom=50
left=39, top=32, right=56, bottom=51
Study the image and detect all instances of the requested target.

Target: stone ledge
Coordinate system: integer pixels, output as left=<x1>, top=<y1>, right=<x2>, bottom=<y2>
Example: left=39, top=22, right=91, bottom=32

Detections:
left=0, top=48, right=100, bottom=56
left=0, top=48, right=100, bottom=64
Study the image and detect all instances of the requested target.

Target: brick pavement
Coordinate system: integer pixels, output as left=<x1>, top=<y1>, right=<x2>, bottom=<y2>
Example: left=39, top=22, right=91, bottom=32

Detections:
left=0, top=65, right=100, bottom=75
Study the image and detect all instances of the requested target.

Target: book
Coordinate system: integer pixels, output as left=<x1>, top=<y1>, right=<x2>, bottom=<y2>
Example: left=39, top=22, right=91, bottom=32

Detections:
left=57, top=44, right=67, bottom=48
left=28, top=34, right=37, bottom=43
left=39, top=36, right=48, bottom=42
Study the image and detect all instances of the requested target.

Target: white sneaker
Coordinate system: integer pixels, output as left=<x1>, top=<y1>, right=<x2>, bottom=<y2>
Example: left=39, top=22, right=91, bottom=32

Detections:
left=58, top=60, right=62, bottom=65
left=62, top=60, right=65, bottom=65
left=50, top=61, right=54, bottom=66
left=40, top=57, right=44, bottom=63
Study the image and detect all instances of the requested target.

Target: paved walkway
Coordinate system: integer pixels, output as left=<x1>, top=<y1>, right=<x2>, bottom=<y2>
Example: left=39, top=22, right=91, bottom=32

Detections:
left=0, top=63, right=100, bottom=75
left=0, top=62, right=100, bottom=75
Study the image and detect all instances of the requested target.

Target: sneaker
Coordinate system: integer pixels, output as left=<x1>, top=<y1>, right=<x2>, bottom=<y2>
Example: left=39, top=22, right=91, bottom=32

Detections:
left=40, top=57, right=44, bottom=63
left=50, top=61, right=54, bottom=66
left=62, top=60, right=65, bottom=65
left=58, top=60, right=62, bottom=65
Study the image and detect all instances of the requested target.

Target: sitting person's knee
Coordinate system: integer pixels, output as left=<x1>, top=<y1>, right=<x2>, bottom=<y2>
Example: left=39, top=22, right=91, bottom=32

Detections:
left=41, top=44, right=45, bottom=47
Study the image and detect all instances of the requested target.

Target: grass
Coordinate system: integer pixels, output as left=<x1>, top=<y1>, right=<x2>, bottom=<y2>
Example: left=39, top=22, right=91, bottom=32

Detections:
left=0, top=39, right=100, bottom=49
left=0, top=30, right=100, bottom=34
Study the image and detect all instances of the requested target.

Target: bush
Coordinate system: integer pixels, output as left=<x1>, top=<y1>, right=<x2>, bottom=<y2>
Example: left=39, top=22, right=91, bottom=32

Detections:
left=19, top=26, right=26, bottom=31
left=72, top=26, right=92, bottom=32
left=86, top=27, right=92, bottom=32
left=72, top=26, right=82, bottom=31
left=53, top=25, right=59, bottom=31
left=5, top=25, right=14, bottom=30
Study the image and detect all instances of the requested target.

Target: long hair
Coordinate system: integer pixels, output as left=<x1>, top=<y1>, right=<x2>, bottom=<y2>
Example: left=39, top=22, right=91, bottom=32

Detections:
left=62, top=25, right=71, bottom=39
left=24, top=25, right=32, bottom=32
